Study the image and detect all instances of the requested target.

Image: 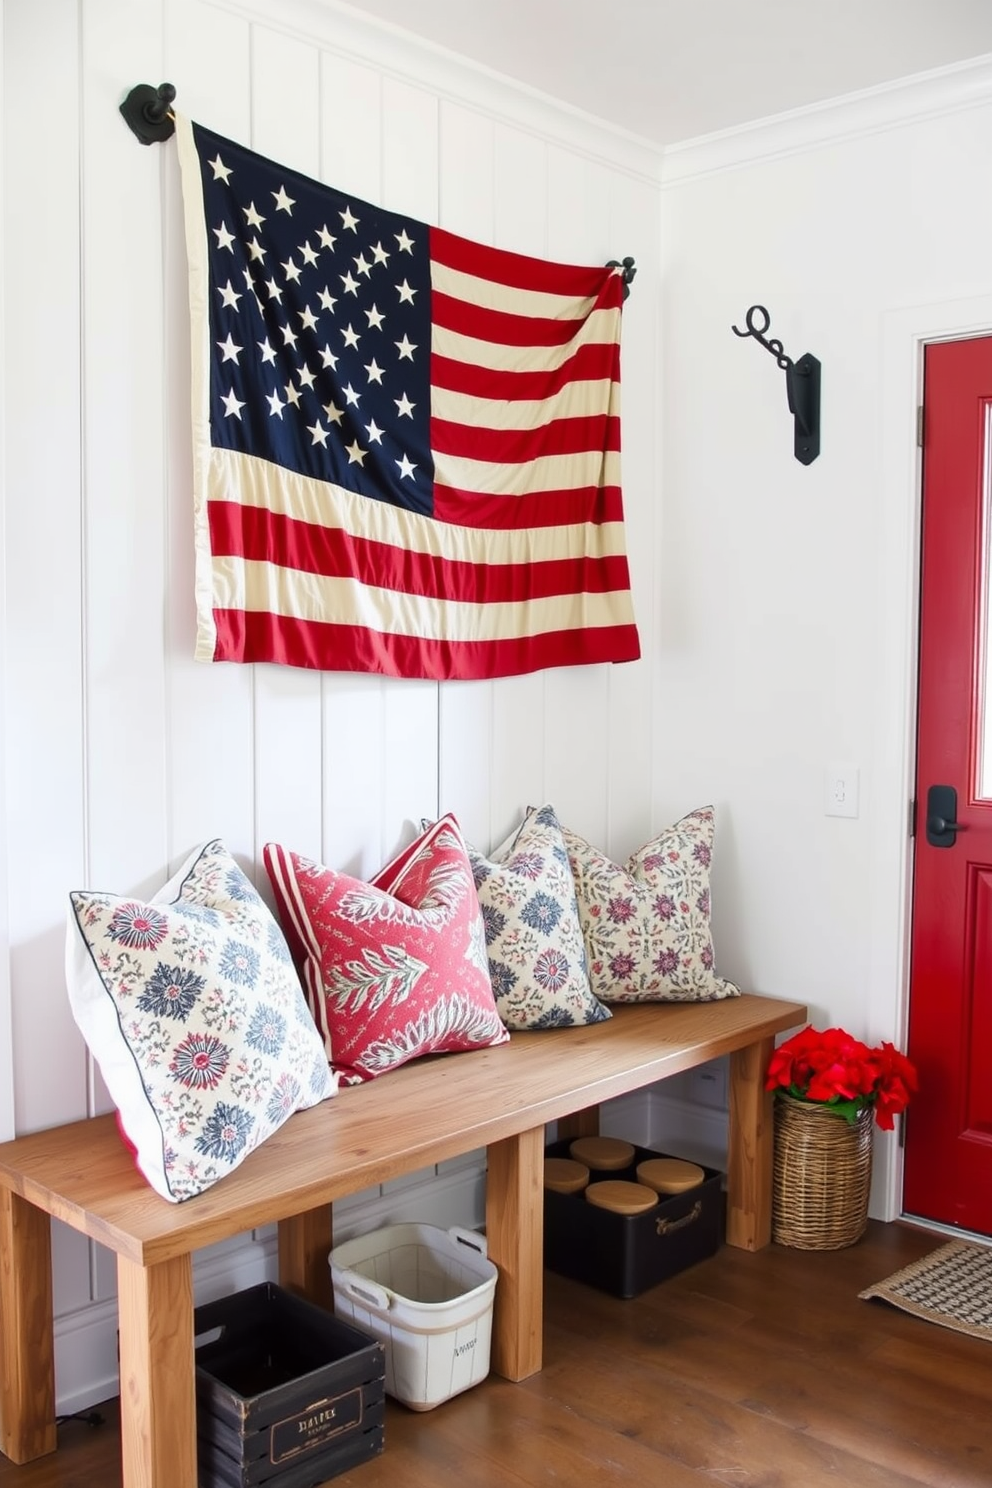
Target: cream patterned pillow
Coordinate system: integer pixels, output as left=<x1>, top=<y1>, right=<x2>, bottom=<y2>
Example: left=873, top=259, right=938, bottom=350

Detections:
left=562, top=806, right=740, bottom=1004
left=66, top=839, right=336, bottom=1202
left=468, top=805, right=610, bottom=1031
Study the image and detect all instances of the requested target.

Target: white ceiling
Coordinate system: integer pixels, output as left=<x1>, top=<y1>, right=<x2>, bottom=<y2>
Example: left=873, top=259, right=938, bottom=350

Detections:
left=338, top=0, right=992, bottom=146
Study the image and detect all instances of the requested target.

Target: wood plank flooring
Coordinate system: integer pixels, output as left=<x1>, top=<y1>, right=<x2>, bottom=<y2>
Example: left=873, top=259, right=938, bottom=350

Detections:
left=4, top=1220, right=990, bottom=1487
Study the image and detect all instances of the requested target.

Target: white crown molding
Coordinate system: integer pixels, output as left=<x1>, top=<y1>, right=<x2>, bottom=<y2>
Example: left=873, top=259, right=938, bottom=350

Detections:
left=662, top=52, right=992, bottom=187
left=205, top=0, right=664, bottom=183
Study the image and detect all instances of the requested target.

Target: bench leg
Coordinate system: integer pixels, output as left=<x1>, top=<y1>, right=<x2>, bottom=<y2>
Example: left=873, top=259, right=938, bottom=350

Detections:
left=118, top=1252, right=196, bottom=1488
left=726, top=1035, right=775, bottom=1250
left=0, top=1189, right=56, bottom=1463
left=486, top=1127, right=543, bottom=1382
left=278, top=1205, right=334, bottom=1309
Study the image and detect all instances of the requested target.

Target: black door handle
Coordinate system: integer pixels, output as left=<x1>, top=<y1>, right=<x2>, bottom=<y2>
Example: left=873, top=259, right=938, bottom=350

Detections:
left=926, top=784, right=961, bottom=848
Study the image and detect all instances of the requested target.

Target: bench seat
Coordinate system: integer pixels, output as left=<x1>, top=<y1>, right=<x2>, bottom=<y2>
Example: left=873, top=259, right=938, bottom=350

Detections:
left=0, top=991, right=805, bottom=1488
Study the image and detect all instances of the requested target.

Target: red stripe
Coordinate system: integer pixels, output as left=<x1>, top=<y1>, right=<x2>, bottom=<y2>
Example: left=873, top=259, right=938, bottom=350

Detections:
left=433, top=291, right=583, bottom=348
left=208, top=501, right=632, bottom=602
left=212, top=609, right=641, bottom=680
left=430, top=225, right=617, bottom=299
left=431, top=344, right=620, bottom=401
left=431, top=414, right=620, bottom=463
left=432, top=482, right=624, bottom=530
left=432, top=482, right=623, bottom=530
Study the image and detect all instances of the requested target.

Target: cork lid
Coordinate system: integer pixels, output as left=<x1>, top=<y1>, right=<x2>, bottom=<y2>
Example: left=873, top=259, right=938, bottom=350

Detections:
left=544, top=1157, right=590, bottom=1195
left=569, top=1136, right=636, bottom=1172
left=636, top=1157, right=706, bottom=1194
left=585, top=1180, right=659, bottom=1216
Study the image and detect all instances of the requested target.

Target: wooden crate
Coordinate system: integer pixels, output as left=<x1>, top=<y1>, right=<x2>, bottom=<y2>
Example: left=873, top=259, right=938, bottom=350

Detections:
left=194, top=1282, right=385, bottom=1488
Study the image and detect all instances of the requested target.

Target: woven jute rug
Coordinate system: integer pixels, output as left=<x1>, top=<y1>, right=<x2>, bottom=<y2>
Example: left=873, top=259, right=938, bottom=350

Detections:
left=859, top=1239, right=992, bottom=1342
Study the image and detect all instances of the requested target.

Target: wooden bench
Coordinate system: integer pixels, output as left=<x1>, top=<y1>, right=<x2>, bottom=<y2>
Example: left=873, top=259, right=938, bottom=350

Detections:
left=0, top=991, right=804, bottom=1488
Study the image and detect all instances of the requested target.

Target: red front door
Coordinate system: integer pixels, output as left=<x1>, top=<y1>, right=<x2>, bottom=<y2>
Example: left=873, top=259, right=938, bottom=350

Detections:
left=904, top=335, right=992, bottom=1236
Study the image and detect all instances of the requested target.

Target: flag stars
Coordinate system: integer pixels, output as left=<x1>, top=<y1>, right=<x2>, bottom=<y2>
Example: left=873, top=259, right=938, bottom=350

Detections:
left=365, top=419, right=384, bottom=445
left=243, top=271, right=265, bottom=313
left=395, top=392, right=415, bottom=418
left=266, top=278, right=284, bottom=303
left=396, top=279, right=416, bottom=304
left=281, top=257, right=302, bottom=283
left=340, top=271, right=360, bottom=297
left=279, top=325, right=299, bottom=351
left=320, top=344, right=339, bottom=370
left=324, top=402, right=344, bottom=425
left=299, top=305, right=319, bottom=332
left=243, top=202, right=266, bottom=230
left=317, top=225, right=337, bottom=250
left=267, top=389, right=286, bottom=418
left=345, top=440, right=367, bottom=465
left=217, top=333, right=243, bottom=364
left=258, top=338, right=277, bottom=365
left=297, top=364, right=317, bottom=391
left=218, top=281, right=243, bottom=310
left=395, top=228, right=415, bottom=253
left=364, top=358, right=385, bottom=384
left=299, top=241, right=319, bottom=268
left=395, top=334, right=417, bottom=361
left=353, top=252, right=372, bottom=278
left=213, top=222, right=235, bottom=252
left=318, top=286, right=337, bottom=312
left=221, top=389, right=245, bottom=420
left=371, top=241, right=390, bottom=266
left=272, top=184, right=296, bottom=214
left=284, top=383, right=302, bottom=408
left=340, top=205, right=360, bottom=232
left=342, top=382, right=361, bottom=407
left=341, top=324, right=361, bottom=349
left=365, top=304, right=385, bottom=330
left=307, top=421, right=330, bottom=447
left=396, top=453, right=416, bottom=479
left=247, top=238, right=267, bottom=263
left=209, top=154, right=232, bottom=183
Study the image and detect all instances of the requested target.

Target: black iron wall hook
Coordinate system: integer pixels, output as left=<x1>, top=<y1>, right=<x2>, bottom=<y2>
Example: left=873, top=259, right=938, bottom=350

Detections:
left=607, top=257, right=637, bottom=300
left=120, top=82, right=176, bottom=145
left=732, top=305, right=820, bottom=465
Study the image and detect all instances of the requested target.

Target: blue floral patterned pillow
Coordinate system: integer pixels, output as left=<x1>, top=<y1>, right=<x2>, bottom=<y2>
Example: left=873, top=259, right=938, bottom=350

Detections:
left=467, top=805, right=611, bottom=1031
left=65, top=839, right=336, bottom=1202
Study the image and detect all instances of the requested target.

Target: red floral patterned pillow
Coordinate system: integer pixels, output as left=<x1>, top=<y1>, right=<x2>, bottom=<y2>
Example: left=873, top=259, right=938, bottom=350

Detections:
left=562, top=806, right=740, bottom=1004
left=264, top=816, right=508, bottom=1084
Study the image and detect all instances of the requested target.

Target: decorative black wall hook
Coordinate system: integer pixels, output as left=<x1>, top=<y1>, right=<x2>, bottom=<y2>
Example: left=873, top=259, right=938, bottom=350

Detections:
left=120, top=82, right=177, bottom=145
left=607, top=257, right=637, bottom=300
left=731, top=305, right=820, bottom=464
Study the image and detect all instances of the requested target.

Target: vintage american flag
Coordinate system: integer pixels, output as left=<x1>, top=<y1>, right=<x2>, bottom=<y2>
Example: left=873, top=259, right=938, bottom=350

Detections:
left=175, top=116, right=640, bottom=680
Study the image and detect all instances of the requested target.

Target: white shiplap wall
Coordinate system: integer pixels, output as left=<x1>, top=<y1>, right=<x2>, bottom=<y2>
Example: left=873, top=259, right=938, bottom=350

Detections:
left=1, top=0, right=662, bottom=1409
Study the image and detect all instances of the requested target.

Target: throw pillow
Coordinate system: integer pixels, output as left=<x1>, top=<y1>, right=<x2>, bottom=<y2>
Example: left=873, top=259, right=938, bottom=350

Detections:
left=561, top=805, right=740, bottom=1004
left=465, top=805, right=611, bottom=1030
left=65, top=839, right=337, bottom=1203
left=263, top=815, right=509, bottom=1084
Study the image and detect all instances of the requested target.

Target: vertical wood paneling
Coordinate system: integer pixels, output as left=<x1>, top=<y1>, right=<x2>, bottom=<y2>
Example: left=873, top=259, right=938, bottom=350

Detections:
left=318, top=53, right=388, bottom=876
left=163, top=0, right=256, bottom=874
left=249, top=27, right=325, bottom=866
left=4, top=0, right=87, bottom=1135
left=436, top=103, right=496, bottom=848
left=379, top=78, right=441, bottom=845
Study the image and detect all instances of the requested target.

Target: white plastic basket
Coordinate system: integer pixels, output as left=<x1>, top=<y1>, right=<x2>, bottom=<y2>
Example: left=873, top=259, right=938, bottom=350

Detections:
left=329, top=1223, right=497, bottom=1411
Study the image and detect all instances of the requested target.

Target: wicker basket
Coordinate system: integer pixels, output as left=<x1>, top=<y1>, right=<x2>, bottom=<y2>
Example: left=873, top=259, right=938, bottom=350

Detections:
left=772, top=1093, right=873, bottom=1249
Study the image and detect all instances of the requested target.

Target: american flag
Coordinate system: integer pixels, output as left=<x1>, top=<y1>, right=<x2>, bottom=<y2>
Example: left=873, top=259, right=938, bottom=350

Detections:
left=175, top=116, right=640, bottom=680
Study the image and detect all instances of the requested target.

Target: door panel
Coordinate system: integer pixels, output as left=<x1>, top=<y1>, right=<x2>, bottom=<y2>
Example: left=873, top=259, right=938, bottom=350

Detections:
left=904, top=335, right=992, bottom=1236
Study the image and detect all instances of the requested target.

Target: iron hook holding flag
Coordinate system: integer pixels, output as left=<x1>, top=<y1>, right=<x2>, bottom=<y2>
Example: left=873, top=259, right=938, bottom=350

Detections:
left=120, top=82, right=177, bottom=145
left=731, top=304, right=820, bottom=464
left=607, top=257, right=637, bottom=300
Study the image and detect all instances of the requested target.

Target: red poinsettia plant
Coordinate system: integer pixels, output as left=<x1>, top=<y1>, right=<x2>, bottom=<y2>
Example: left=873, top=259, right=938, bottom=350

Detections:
left=765, top=1024, right=918, bottom=1130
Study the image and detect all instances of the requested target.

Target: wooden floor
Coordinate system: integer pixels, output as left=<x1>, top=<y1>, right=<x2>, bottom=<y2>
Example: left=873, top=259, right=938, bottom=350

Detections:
left=5, top=1220, right=991, bottom=1487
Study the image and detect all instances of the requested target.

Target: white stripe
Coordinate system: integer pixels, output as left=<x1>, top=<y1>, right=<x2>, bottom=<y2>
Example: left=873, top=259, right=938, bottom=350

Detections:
left=433, top=447, right=622, bottom=498
left=431, top=260, right=598, bottom=320
left=432, top=306, right=620, bottom=372
left=211, top=557, right=636, bottom=644
left=431, top=377, right=619, bottom=431
left=207, top=449, right=629, bottom=561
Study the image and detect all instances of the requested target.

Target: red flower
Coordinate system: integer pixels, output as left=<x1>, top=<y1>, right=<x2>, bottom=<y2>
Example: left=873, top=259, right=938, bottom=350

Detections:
left=765, top=1024, right=918, bottom=1129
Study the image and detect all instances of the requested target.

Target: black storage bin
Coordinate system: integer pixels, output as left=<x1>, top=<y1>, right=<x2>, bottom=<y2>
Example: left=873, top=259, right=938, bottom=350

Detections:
left=543, top=1139, right=724, bottom=1298
left=194, top=1282, right=385, bottom=1488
